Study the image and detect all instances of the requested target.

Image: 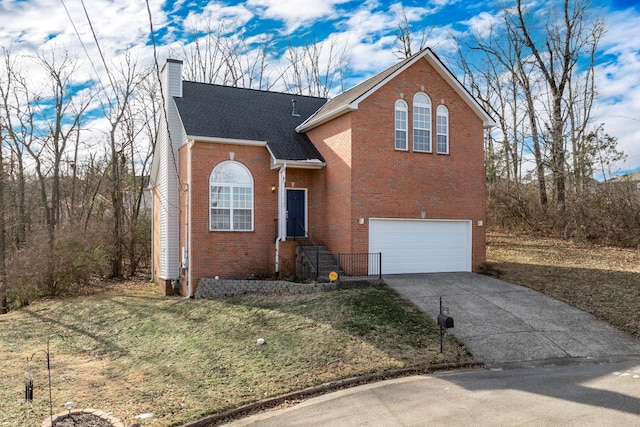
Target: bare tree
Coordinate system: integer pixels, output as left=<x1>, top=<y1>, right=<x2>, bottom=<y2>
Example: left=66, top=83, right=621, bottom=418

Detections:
left=513, top=0, right=605, bottom=204
left=0, top=47, right=30, bottom=247
left=393, top=7, right=430, bottom=59
left=176, top=19, right=350, bottom=96
left=120, top=67, right=157, bottom=276
left=25, top=50, right=91, bottom=291
left=566, top=20, right=605, bottom=193
left=100, top=52, right=149, bottom=278
left=177, top=19, right=274, bottom=90
left=281, top=37, right=350, bottom=97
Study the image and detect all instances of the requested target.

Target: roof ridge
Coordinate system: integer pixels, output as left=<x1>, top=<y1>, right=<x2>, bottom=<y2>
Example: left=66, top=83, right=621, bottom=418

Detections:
left=181, top=80, right=328, bottom=100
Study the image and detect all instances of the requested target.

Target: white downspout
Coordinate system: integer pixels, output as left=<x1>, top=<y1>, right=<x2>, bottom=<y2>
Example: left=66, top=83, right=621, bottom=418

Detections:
left=275, top=164, right=287, bottom=273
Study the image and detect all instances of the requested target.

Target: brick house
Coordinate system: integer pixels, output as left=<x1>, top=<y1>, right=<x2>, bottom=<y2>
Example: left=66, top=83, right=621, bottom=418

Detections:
left=150, top=48, right=495, bottom=296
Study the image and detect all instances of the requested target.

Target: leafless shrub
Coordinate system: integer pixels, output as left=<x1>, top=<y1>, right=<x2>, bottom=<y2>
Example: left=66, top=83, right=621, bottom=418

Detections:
left=489, top=180, right=640, bottom=248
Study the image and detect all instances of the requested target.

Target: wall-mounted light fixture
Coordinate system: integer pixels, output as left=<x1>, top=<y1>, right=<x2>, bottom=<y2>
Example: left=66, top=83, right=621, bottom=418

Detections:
left=421, top=208, right=426, bottom=219
left=271, top=185, right=276, bottom=193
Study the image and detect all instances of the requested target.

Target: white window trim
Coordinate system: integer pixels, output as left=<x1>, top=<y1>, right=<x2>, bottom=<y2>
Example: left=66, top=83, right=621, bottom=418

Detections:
left=209, top=161, right=254, bottom=232
left=436, top=105, right=449, bottom=154
left=413, top=92, right=432, bottom=153
left=395, top=99, right=408, bottom=151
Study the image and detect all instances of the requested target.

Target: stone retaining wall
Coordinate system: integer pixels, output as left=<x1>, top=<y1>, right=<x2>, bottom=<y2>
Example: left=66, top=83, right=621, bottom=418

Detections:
left=196, top=278, right=338, bottom=298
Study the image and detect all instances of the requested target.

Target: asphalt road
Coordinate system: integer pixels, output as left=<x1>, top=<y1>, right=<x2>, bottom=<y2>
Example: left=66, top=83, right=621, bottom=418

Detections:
left=225, top=361, right=640, bottom=426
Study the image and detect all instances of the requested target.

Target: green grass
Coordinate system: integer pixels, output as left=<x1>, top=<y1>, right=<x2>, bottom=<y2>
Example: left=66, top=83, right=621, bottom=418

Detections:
left=0, top=284, right=471, bottom=426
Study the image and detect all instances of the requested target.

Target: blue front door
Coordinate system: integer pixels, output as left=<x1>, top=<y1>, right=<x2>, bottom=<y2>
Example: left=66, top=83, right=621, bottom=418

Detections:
left=286, top=189, right=306, bottom=237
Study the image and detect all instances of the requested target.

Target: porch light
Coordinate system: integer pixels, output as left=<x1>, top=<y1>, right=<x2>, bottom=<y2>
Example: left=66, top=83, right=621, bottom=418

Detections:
left=271, top=185, right=276, bottom=193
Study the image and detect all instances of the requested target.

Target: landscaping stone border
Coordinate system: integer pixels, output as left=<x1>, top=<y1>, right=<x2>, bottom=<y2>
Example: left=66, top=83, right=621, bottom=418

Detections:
left=42, top=409, right=125, bottom=427
left=195, top=278, right=338, bottom=298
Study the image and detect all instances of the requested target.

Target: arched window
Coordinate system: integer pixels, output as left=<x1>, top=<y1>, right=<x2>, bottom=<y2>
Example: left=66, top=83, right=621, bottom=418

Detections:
left=413, top=93, right=431, bottom=152
left=210, top=161, right=253, bottom=231
left=395, top=99, right=408, bottom=151
left=436, top=105, right=449, bottom=154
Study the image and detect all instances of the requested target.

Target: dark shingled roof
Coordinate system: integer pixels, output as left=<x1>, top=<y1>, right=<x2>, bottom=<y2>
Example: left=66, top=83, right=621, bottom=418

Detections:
left=175, top=82, right=328, bottom=162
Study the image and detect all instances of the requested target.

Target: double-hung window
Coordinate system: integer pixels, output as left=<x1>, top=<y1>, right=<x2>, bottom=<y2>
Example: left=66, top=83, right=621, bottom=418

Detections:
left=210, top=161, right=253, bottom=231
left=394, top=100, right=408, bottom=151
left=436, top=105, right=449, bottom=154
left=413, top=93, right=431, bottom=152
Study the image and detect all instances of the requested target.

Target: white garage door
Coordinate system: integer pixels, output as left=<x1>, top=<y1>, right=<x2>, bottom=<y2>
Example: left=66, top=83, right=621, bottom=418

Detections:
left=369, top=219, right=472, bottom=274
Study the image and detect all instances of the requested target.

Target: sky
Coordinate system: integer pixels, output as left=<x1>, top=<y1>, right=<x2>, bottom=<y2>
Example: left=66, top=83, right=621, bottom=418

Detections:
left=1, top=0, right=639, bottom=176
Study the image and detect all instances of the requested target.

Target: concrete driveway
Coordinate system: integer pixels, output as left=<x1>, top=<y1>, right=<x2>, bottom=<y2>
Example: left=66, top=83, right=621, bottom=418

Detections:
left=384, top=272, right=640, bottom=366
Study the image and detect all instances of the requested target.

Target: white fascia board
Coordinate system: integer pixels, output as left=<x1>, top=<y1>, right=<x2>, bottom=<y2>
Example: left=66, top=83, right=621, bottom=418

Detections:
left=296, top=104, right=354, bottom=133
left=186, top=135, right=267, bottom=146
left=270, top=158, right=326, bottom=170
left=267, top=145, right=326, bottom=170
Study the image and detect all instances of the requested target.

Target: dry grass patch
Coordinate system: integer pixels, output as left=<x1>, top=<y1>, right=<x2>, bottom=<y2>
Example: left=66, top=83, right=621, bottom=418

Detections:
left=0, top=283, right=471, bottom=426
left=486, top=232, right=640, bottom=338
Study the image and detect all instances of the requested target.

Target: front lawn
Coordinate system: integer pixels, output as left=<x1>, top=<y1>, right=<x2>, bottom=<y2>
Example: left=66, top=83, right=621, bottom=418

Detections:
left=0, top=284, right=470, bottom=426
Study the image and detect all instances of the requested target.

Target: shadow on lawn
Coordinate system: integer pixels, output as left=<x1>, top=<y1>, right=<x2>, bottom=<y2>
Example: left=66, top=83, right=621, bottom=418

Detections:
left=219, top=284, right=472, bottom=367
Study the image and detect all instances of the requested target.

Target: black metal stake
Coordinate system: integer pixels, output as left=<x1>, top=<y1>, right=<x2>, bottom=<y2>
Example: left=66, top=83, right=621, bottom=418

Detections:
left=25, top=333, right=64, bottom=425
left=439, top=297, right=444, bottom=353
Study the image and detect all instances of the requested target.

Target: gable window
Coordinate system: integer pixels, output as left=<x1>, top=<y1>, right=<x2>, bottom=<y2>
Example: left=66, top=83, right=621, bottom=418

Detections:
left=395, top=99, right=408, bottom=150
left=210, top=161, right=253, bottom=231
left=436, top=105, right=449, bottom=154
left=413, top=93, right=431, bottom=152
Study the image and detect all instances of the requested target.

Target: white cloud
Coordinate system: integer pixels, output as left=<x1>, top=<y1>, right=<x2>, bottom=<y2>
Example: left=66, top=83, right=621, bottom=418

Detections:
left=592, top=8, right=640, bottom=173
left=182, top=3, right=254, bottom=35
left=461, top=11, right=502, bottom=39
left=246, top=0, right=351, bottom=33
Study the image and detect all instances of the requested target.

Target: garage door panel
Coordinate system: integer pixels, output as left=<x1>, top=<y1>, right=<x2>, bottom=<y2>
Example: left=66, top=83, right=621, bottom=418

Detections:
left=369, top=219, right=471, bottom=274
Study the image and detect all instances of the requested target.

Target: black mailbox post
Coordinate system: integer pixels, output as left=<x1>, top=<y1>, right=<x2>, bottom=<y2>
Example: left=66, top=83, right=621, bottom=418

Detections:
left=438, top=297, right=454, bottom=353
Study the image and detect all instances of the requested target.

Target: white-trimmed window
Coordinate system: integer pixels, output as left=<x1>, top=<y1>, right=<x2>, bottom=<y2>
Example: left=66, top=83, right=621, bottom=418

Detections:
left=436, top=105, right=449, bottom=154
left=210, top=161, right=253, bottom=231
left=413, top=93, right=431, bottom=152
left=395, top=99, right=408, bottom=151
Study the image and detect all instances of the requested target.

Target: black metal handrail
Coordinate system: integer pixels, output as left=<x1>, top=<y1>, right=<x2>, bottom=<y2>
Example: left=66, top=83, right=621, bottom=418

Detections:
left=336, top=252, right=382, bottom=282
left=287, top=218, right=321, bottom=279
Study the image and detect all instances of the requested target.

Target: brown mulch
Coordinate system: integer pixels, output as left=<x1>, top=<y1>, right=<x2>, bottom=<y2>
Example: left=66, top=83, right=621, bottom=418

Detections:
left=52, top=413, right=115, bottom=427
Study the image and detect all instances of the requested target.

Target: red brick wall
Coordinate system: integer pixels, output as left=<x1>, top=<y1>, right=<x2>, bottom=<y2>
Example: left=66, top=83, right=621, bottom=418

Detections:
left=178, top=57, right=487, bottom=286
left=310, top=57, right=487, bottom=270
left=182, top=142, right=280, bottom=285
left=305, top=114, right=354, bottom=253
